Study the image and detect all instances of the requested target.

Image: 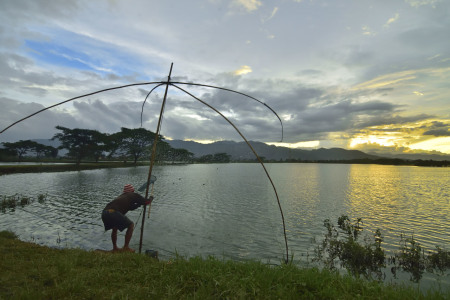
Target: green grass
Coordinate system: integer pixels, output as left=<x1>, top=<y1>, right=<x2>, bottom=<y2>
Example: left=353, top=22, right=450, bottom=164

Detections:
left=1, top=231, right=448, bottom=299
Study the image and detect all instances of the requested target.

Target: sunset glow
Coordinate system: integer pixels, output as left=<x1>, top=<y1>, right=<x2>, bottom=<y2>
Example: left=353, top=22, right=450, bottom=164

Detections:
left=349, top=135, right=398, bottom=149
left=0, top=1, right=449, bottom=159
left=266, top=141, right=321, bottom=149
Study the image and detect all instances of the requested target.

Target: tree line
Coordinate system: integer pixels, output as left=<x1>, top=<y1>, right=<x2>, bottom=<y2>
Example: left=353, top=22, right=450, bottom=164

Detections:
left=1, top=126, right=196, bottom=165
left=1, top=126, right=233, bottom=165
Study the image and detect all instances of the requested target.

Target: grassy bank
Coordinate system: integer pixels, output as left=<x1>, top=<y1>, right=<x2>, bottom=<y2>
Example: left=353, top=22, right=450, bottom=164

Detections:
left=0, top=162, right=150, bottom=176
left=1, top=231, right=447, bottom=299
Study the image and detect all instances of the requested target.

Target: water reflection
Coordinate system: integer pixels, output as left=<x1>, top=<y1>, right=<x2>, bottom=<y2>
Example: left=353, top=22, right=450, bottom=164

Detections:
left=0, top=163, right=449, bottom=288
left=345, top=165, right=450, bottom=252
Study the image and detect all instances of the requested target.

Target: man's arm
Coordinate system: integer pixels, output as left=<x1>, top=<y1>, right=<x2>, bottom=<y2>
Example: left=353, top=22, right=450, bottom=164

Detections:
left=144, top=196, right=154, bottom=205
left=129, top=194, right=153, bottom=210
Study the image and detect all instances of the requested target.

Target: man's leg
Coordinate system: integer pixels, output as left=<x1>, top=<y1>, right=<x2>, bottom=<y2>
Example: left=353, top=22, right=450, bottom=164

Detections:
left=122, top=222, right=135, bottom=252
left=111, top=228, right=120, bottom=252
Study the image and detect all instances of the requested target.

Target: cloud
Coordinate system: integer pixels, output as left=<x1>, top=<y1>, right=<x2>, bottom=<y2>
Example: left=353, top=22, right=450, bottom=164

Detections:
left=423, top=129, right=450, bottom=136
left=352, top=68, right=450, bottom=91
left=262, top=7, right=279, bottom=22
left=349, top=141, right=449, bottom=157
left=422, top=121, right=450, bottom=136
left=233, top=65, right=253, bottom=75
left=1, top=0, right=449, bottom=155
left=398, top=26, right=450, bottom=52
left=0, top=97, right=78, bottom=142
left=231, top=0, right=262, bottom=12
left=384, top=13, right=399, bottom=28
left=362, top=26, right=376, bottom=36
left=405, top=0, right=441, bottom=8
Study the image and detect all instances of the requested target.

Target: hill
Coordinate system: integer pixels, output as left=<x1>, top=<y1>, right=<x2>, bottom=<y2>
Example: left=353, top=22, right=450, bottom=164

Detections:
left=24, top=138, right=450, bottom=162
left=167, top=140, right=381, bottom=161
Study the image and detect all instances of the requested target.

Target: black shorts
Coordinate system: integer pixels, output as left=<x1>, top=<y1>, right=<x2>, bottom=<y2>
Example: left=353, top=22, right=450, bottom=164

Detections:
left=102, top=209, right=132, bottom=232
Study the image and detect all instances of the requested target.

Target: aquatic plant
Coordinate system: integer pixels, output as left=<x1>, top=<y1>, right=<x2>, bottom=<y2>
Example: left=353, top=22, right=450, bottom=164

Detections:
left=314, top=215, right=385, bottom=281
left=391, top=235, right=450, bottom=282
left=1, top=195, right=17, bottom=212
left=0, top=193, right=47, bottom=212
left=19, top=196, right=31, bottom=207
left=391, top=234, right=426, bottom=282
left=427, top=246, right=450, bottom=274
left=314, top=216, right=450, bottom=284
left=38, top=193, right=47, bottom=204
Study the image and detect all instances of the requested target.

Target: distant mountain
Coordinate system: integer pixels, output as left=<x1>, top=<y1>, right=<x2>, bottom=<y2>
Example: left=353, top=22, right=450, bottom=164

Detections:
left=167, top=140, right=381, bottom=161
left=27, top=138, right=450, bottom=161
left=366, top=151, right=450, bottom=161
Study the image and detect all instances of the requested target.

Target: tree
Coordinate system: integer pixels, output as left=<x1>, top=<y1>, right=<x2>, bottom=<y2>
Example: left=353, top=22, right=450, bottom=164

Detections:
left=104, top=131, right=124, bottom=159
left=198, top=154, right=214, bottom=163
left=197, top=152, right=231, bottom=163
left=172, top=148, right=194, bottom=163
left=154, top=139, right=172, bottom=162
left=213, top=152, right=231, bottom=163
left=52, top=126, right=107, bottom=165
left=160, top=146, right=194, bottom=163
left=2, top=140, right=57, bottom=161
left=34, top=143, right=58, bottom=159
left=0, top=147, right=17, bottom=160
left=118, top=127, right=163, bottom=164
left=2, top=140, right=32, bottom=161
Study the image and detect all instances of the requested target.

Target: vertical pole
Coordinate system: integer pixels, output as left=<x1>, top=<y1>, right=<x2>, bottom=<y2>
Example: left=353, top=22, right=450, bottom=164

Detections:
left=139, top=63, right=173, bottom=254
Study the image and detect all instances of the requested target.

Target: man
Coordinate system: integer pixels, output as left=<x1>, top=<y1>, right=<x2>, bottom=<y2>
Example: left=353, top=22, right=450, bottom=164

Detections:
left=101, top=184, right=153, bottom=252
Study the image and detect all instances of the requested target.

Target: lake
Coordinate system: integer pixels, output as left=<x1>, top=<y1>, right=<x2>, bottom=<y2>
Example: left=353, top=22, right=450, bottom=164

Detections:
left=1, top=163, right=449, bottom=289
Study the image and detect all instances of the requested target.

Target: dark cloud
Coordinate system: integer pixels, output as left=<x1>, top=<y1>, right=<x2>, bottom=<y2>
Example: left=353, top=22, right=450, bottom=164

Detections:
left=0, top=70, right=444, bottom=151
left=0, top=52, right=67, bottom=97
left=1, top=0, right=449, bottom=154
left=423, top=129, right=450, bottom=137
left=357, top=114, right=434, bottom=129
left=0, top=97, right=78, bottom=142
left=422, top=121, right=450, bottom=137
left=0, top=0, right=79, bottom=24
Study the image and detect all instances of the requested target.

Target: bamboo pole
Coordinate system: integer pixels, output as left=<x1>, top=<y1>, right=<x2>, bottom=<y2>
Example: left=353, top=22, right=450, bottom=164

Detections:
left=138, top=63, right=173, bottom=254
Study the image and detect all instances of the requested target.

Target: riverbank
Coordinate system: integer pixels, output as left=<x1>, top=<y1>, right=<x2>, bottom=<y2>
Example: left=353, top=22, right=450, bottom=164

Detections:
left=1, top=231, right=447, bottom=299
left=1, top=159, right=448, bottom=176
left=0, top=161, right=150, bottom=176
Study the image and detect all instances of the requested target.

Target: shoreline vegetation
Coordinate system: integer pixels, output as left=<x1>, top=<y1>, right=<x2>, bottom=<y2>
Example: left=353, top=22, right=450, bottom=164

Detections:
left=1, top=231, right=448, bottom=299
left=0, top=158, right=448, bottom=176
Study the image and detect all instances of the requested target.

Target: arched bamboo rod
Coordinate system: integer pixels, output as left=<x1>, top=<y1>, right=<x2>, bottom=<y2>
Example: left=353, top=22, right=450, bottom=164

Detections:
left=170, top=83, right=289, bottom=264
left=170, top=82, right=284, bottom=142
left=0, top=74, right=289, bottom=263
left=0, top=81, right=164, bottom=135
left=140, top=83, right=166, bottom=127
left=1, top=80, right=283, bottom=144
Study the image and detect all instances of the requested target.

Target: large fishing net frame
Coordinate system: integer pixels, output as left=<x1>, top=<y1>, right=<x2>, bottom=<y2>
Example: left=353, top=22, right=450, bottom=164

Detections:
left=0, top=63, right=290, bottom=263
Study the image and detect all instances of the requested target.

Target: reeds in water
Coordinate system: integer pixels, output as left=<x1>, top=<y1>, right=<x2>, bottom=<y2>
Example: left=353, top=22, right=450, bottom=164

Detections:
left=1, top=194, right=47, bottom=212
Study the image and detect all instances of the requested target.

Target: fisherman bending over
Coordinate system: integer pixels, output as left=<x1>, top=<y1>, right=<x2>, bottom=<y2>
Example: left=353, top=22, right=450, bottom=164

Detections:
left=101, top=184, right=152, bottom=252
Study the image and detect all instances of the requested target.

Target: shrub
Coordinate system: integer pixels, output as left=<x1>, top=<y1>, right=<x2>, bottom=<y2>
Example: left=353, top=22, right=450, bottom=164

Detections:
left=314, top=215, right=385, bottom=280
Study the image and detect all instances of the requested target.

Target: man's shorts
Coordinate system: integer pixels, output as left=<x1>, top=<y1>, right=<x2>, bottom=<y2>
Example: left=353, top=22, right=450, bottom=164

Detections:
left=101, top=209, right=132, bottom=232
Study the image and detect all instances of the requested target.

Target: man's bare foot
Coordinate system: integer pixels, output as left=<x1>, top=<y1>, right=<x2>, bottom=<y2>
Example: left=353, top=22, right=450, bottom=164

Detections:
left=112, top=247, right=122, bottom=253
left=122, top=246, right=135, bottom=253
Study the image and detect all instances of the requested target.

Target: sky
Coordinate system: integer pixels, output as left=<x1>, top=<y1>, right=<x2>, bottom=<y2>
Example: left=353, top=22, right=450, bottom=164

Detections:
left=0, top=0, right=449, bottom=155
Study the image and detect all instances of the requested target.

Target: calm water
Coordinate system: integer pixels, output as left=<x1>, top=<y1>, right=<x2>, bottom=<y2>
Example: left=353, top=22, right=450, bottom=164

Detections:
left=1, top=163, right=449, bottom=288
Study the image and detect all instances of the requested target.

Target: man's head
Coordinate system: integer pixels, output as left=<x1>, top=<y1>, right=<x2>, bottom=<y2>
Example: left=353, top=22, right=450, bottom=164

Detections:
left=123, top=184, right=135, bottom=193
